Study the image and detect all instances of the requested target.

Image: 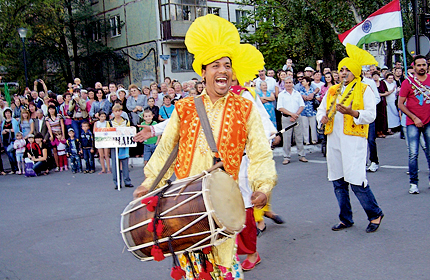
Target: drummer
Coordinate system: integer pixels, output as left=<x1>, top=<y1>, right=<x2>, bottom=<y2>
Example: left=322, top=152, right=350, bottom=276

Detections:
left=133, top=14, right=277, bottom=279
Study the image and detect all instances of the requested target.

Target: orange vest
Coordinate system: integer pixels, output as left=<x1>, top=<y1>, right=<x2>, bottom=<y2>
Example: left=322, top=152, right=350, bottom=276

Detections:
left=174, top=94, right=253, bottom=180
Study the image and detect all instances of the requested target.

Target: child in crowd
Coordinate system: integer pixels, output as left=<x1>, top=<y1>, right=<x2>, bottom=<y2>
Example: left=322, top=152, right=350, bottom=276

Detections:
left=80, top=121, right=95, bottom=173
left=20, top=108, right=34, bottom=139
left=25, top=134, right=41, bottom=157
left=140, top=109, right=160, bottom=167
left=94, top=111, right=111, bottom=174
left=66, top=128, right=82, bottom=173
left=107, top=104, right=133, bottom=189
left=159, top=95, right=175, bottom=121
left=52, top=132, right=68, bottom=171
left=144, top=97, right=159, bottom=123
left=13, top=132, right=26, bottom=174
left=188, top=88, right=198, bottom=97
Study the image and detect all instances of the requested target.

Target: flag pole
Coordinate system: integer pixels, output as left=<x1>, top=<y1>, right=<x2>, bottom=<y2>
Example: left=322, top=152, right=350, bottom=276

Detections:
left=401, top=37, right=408, bottom=71
left=399, top=1, right=408, bottom=71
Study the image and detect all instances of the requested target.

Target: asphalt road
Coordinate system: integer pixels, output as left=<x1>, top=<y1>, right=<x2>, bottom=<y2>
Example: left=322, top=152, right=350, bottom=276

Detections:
left=1, top=134, right=430, bottom=280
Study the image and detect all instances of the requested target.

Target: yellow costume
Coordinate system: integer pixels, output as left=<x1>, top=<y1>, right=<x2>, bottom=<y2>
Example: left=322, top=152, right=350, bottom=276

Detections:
left=324, top=83, right=368, bottom=138
left=140, top=14, right=277, bottom=280
left=323, top=43, right=377, bottom=138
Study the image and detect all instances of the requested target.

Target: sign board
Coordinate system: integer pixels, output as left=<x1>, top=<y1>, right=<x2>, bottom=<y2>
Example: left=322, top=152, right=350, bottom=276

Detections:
left=407, top=35, right=430, bottom=56
left=94, top=127, right=137, bottom=148
left=160, top=55, right=170, bottom=60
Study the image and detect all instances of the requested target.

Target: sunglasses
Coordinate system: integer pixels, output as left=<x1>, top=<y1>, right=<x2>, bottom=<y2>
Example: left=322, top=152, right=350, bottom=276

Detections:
left=297, top=76, right=304, bottom=79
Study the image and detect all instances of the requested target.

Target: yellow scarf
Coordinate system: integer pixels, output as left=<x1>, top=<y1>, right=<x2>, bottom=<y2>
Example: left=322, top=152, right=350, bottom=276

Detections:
left=325, top=78, right=369, bottom=138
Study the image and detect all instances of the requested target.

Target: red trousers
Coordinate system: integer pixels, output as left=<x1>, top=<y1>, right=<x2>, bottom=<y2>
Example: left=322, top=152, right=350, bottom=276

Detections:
left=237, top=207, right=257, bottom=255
left=58, top=155, right=68, bottom=168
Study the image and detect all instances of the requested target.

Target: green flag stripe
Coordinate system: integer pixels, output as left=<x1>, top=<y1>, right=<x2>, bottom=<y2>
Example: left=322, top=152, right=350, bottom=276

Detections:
left=4, top=83, right=11, bottom=107
left=357, top=27, right=403, bottom=48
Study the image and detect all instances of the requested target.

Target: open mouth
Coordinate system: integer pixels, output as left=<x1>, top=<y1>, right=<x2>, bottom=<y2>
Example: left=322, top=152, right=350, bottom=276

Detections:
left=215, top=77, right=228, bottom=86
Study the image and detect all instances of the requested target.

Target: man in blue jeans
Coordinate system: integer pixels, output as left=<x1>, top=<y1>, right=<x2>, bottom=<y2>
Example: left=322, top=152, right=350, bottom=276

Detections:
left=398, top=55, right=430, bottom=194
left=316, top=44, right=384, bottom=233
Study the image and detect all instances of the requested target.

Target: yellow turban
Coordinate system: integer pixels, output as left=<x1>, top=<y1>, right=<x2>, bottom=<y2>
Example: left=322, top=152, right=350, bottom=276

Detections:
left=338, top=43, right=378, bottom=77
left=185, top=14, right=265, bottom=85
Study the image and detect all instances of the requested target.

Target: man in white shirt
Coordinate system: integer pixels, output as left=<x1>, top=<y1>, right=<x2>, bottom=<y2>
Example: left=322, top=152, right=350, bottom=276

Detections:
left=311, top=72, right=325, bottom=90
left=277, top=77, right=307, bottom=164
left=254, top=69, right=279, bottom=97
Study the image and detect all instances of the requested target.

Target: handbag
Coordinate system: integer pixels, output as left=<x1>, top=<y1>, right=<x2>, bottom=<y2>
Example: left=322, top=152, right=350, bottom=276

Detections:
left=312, top=97, right=320, bottom=111
left=6, top=142, right=14, bottom=153
left=24, top=158, right=37, bottom=177
left=6, top=132, right=14, bottom=153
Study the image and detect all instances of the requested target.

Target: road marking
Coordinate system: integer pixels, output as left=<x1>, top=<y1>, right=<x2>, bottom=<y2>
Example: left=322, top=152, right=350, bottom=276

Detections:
left=380, top=165, right=408, bottom=169
left=301, top=162, right=408, bottom=169
left=308, top=160, right=327, bottom=164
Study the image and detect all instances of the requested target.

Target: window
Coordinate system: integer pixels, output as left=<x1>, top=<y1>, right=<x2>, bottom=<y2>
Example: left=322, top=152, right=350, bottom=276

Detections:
left=171, top=48, right=194, bottom=72
left=92, top=21, right=102, bottom=41
left=208, top=7, right=220, bottom=16
left=235, top=10, right=248, bottom=24
left=109, top=15, right=121, bottom=37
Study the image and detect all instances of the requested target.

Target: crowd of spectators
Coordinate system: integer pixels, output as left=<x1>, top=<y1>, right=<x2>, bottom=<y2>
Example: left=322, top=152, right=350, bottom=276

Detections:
left=0, top=59, right=406, bottom=177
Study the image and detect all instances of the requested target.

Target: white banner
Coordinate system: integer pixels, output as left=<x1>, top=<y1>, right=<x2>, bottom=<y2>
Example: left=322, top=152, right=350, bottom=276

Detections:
left=94, top=127, right=137, bottom=148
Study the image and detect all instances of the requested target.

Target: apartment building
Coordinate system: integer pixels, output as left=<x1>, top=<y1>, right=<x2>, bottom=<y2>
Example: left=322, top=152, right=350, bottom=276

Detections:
left=91, top=0, right=253, bottom=87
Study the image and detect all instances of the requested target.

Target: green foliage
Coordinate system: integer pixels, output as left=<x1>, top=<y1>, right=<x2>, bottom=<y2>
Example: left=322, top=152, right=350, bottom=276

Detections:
left=0, top=0, right=129, bottom=93
left=235, top=0, right=414, bottom=71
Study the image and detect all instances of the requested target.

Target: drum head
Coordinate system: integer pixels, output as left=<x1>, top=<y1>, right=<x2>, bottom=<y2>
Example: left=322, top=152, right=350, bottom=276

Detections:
left=204, top=169, right=245, bottom=233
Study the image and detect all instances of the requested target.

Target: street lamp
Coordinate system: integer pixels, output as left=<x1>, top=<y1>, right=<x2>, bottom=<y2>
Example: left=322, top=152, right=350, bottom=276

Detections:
left=18, top=27, right=29, bottom=88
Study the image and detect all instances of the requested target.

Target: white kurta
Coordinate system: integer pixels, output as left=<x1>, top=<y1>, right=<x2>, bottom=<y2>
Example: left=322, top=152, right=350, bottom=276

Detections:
left=152, top=92, right=276, bottom=208
left=316, top=84, right=376, bottom=186
left=239, top=91, right=276, bottom=208
left=385, top=81, right=401, bottom=128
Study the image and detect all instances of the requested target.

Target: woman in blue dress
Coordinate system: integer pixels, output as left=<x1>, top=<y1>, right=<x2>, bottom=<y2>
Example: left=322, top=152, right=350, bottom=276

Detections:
left=257, top=81, right=277, bottom=128
left=299, top=76, right=318, bottom=144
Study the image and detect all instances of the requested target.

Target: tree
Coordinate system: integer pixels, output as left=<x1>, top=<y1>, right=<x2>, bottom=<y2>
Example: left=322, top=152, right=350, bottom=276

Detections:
left=235, top=0, right=416, bottom=71
left=0, top=0, right=129, bottom=93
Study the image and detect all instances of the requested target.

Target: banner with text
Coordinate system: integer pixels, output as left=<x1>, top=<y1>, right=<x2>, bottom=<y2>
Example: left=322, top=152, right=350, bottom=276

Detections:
left=94, top=127, right=137, bottom=148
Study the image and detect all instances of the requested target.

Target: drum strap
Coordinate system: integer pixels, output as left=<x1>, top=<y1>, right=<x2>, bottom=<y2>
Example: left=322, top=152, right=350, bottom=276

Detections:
left=194, top=96, right=221, bottom=165
left=148, top=144, right=178, bottom=192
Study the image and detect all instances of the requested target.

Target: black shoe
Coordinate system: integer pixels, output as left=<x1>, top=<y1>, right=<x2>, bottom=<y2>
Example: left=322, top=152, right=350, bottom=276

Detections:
left=332, top=222, right=352, bottom=231
left=114, top=185, right=120, bottom=190
left=256, top=225, right=266, bottom=237
left=124, top=184, right=134, bottom=188
left=266, top=214, right=284, bottom=224
left=366, top=215, right=384, bottom=233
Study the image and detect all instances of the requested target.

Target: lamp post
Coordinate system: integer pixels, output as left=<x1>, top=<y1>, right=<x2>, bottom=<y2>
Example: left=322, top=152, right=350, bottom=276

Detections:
left=17, top=27, right=28, bottom=88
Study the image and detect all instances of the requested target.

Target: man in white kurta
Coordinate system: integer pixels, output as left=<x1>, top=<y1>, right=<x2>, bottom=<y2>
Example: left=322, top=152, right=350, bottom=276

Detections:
left=316, top=44, right=384, bottom=233
left=316, top=81, right=375, bottom=186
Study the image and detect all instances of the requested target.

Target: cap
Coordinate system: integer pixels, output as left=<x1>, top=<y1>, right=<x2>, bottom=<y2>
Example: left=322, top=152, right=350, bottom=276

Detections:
left=27, top=133, right=34, bottom=138
left=304, top=67, right=315, bottom=72
left=381, top=65, right=388, bottom=70
left=68, top=128, right=75, bottom=133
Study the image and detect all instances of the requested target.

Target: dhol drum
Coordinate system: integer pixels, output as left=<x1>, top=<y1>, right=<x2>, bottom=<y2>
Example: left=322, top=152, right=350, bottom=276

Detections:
left=121, top=169, right=246, bottom=261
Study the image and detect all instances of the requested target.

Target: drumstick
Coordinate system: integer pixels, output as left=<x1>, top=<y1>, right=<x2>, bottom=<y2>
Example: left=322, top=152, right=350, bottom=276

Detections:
left=174, top=161, right=224, bottom=200
left=268, top=122, right=299, bottom=140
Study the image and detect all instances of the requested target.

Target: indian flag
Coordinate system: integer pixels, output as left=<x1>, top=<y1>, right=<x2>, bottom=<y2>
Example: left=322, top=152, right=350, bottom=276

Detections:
left=338, top=0, right=403, bottom=47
